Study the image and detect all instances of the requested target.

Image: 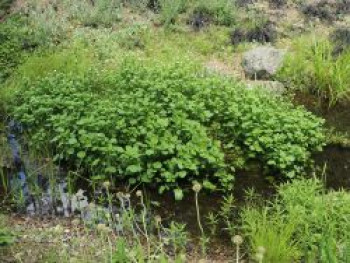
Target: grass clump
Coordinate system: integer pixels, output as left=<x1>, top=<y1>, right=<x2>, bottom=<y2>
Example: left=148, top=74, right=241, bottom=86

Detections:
left=241, top=179, right=350, bottom=262
left=158, top=0, right=187, bottom=27
left=8, top=59, right=324, bottom=194
left=10, top=42, right=96, bottom=83
left=268, top=0, right=287, bottom=8
left=189, top=0, right=236, bottom=29
left=230, top=13, right=277, bottom=45
left=277, top=37, right=350, bottom=106
left=330, top=27, right=350, bottom=56
left=301, top=0, right=350, bottom=22
left=65, top=0, right=122, bottom=28
left=241, top=207, right=300, bottom=262
left=17, top=0, right=121, bottom=42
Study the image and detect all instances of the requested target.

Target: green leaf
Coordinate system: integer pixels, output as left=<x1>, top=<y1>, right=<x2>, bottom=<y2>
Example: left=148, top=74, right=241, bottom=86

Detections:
left=77, top=151, right=86, bottom=159
left=129, top=178, right=137, bottom=184
left=126, top=164, right=142, bottom=173
left=92, top=159, right=100, bottom=166
left=68, top=137, right=78, bottom=145
left=174, top=189, right=184, bottom=201
left=203, top=180, right=216, bottom=190
left=105, top=166, right=116, bottom=174
left=91, top=175, right=106, bottom=181
left=153, top=162, right=162, bottom=169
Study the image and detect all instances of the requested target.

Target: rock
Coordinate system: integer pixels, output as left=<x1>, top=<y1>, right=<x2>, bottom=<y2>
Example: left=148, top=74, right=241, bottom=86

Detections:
left=242, top=46, right=286, bottom=80
left=246, top=80, right=286, bottom=95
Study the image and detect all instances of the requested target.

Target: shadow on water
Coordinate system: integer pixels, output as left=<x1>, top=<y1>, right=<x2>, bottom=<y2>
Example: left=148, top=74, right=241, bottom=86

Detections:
left=293, top=91, right=350, bottom=189
left=147, top=167, right=275, bottom=231
left=149, top=143, right=350, bottom=237
left=293, top=91, right=350, bottom=134
left=136, top=166, right=276, bottom=253
left=314, top=145, right=350, bottom=190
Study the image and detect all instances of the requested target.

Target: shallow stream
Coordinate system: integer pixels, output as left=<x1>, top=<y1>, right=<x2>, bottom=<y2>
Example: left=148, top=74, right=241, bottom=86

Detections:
left=1, top=113, right=350, bottom=237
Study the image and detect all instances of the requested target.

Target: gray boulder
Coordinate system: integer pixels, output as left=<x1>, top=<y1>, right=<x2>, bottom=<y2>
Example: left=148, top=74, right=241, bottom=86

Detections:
left=242, top=46, right=286, bottom=80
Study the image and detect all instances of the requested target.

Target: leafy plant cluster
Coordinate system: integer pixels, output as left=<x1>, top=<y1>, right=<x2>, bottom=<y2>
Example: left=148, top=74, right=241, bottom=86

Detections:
left=11, top=60, right=325, bottom=193
left=241, top=179, right=350, bottom=262
left=277, top=37, right=350, bottom=106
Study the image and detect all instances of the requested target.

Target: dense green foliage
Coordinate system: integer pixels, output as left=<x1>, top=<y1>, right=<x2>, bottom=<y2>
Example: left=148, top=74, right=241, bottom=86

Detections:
left=277, top=37, right=350, bottom=106
left=241, top=179, right=350, bottom=262
left=9, top=60, right=325, bottom=193
left=0, top=17, right=40, bottom=82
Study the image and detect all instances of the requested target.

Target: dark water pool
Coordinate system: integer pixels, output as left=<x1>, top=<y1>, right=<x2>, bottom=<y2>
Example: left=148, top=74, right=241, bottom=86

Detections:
left=314, top=145, right=350, bottom=190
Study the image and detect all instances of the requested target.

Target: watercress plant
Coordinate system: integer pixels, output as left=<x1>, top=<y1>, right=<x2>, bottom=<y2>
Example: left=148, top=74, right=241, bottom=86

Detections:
left=10, top=60, right=325, bottom=194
